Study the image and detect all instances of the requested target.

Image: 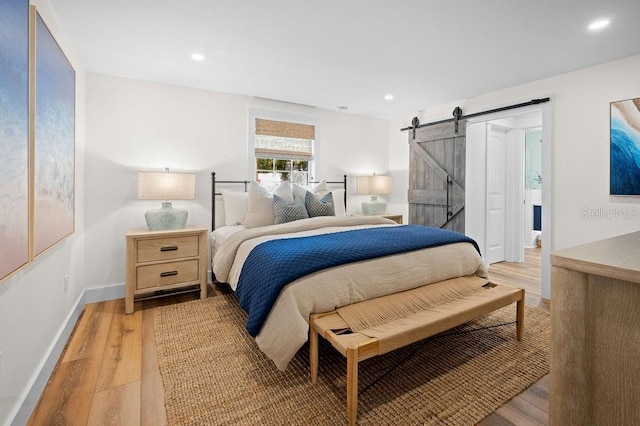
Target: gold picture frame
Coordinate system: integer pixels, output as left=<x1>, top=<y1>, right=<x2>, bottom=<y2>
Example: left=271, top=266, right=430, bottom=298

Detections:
left=0, top=0, right=30, bottom=282
left=30, top=6, right=76, bottom=258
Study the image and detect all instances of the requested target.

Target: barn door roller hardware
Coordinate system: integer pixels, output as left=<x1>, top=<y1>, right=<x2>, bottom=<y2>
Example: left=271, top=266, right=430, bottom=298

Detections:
left=402, top=97, right=550, bottom=135
left=452, top=107, right=463, bottom=133
left=411, top=117, right=420, bottom=139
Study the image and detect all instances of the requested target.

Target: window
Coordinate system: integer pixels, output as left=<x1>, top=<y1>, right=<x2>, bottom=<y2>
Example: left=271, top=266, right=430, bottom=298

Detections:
left=249, top=109, right=319, bottom=186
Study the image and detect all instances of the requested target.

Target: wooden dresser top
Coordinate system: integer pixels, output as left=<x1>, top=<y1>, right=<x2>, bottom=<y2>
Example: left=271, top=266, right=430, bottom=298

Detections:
left=551, top=230, right=640, bottom=284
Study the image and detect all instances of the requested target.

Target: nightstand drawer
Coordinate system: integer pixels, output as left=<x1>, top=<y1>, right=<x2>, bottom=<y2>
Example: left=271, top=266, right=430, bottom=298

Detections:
left=136, top=259, right=199, bottom=289
left=137, top=235, right=199, bottom=263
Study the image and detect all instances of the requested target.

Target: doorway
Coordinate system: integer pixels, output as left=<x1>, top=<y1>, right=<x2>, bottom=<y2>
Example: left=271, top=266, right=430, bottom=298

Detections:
left=524, top=128, right=542, bottom=248
left=465, top=104, right=552, bottom=301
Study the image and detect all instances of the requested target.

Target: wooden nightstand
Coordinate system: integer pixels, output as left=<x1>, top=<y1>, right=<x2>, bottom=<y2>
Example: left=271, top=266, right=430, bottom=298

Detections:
left=356, top=214, right=403, bottom=224
left=379, top=214, right=403, bottom=224
left=125, top=226, right=208, bottom=314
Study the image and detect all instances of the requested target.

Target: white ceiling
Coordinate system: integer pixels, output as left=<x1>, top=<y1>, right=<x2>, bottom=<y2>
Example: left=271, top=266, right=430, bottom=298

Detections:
left=51, top=0, right=640, bottom=119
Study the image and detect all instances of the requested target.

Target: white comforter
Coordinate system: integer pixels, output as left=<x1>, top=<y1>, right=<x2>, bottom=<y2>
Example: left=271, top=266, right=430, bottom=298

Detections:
left=212, top=216, right=487, bottom=370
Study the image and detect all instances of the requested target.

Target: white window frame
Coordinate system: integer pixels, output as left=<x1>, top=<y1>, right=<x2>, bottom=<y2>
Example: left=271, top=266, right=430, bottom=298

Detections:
left=248, top=106, right=321, bottom=183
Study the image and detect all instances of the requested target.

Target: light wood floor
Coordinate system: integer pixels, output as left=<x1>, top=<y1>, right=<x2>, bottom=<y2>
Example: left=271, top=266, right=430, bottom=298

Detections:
left=28, top=249, right=547, bottom=425
left=489, top=247, right=545, bottom=308
left=479, top=247, right=549, bottom=425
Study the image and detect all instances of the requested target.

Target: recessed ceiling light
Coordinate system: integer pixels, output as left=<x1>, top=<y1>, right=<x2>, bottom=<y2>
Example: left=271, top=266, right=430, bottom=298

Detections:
left=588, top=19, right=610, bottom=31
left=191, top=53, right=205, bottom=61
left=384, top=94, right=394, bottom=101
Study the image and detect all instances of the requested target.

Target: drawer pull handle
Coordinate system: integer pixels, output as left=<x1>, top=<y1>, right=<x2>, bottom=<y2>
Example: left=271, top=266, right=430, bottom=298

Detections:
left=160, top=246, right=179, bottom=252
left=160, top=271, right=178, bottom=277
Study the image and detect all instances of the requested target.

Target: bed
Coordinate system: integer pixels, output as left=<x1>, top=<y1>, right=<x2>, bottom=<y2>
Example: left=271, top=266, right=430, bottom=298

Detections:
left=209, top=173, right=495, bottom=371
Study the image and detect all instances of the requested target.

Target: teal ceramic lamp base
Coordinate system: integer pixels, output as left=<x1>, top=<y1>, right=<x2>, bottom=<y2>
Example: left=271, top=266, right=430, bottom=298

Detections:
left=145, top=202, right=188, bottom=231
left=361, top=195, right=387, bottom=215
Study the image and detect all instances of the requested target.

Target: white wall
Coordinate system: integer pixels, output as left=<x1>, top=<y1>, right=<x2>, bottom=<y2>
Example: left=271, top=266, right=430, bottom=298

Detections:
left=84, top=72, right=391, bottom=288
left=0, top=1, right=86, bottom=424
left=388, top=121, right=410, bottom=220
left=392, top=54, right=640, bottom=299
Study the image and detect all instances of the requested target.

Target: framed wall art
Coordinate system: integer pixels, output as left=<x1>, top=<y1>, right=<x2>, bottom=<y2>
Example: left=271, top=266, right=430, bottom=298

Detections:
left=32, top=9, right=76, bottom=257
left=0, top=0, right=30, bottom=281
left=610, top=97, right=640, bottom=196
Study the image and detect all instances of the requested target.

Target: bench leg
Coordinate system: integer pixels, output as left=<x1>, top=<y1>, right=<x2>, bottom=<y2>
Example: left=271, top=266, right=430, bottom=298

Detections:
left=346, top=347, right=358, bottom=426
left=310, top=321, right=319, bottom=384
left=516, top=291, right=525, bottom=341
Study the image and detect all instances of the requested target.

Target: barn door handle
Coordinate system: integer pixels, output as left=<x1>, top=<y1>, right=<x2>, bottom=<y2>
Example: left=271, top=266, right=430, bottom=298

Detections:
left=446, top=175, right=453, bottom=218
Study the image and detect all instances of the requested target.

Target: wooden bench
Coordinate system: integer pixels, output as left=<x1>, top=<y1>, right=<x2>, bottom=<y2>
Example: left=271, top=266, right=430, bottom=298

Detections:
left=309, top=280, right=524, bottom=426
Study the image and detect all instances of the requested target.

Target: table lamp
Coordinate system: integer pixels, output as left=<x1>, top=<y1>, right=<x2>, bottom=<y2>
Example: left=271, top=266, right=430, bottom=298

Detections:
left=138, top=168, right=196, bottom=230
left=357, top=174, right=392, bottom=215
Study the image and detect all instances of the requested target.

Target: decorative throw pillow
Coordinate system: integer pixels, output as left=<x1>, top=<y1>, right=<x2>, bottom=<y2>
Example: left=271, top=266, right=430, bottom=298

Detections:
left=312, top=180, right=330, bottom=192
left=313, top=180, right=347, bottom=215
left=329, top=189, right=346, bottom=216
left=305, top=191, right=335, bottom=217
left=291, top=183, right=309, bottom=199
left=273, top=194, right=309, bottom=224
left=221, top=191, right=249, bottom=226
left=292, top=181, right=346, bottom=216
left=244, top=181, right=293, bottom=228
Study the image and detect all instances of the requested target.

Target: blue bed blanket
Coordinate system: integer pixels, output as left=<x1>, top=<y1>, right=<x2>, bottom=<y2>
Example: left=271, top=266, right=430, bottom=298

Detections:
left=236, top=224, right=480, bottom=337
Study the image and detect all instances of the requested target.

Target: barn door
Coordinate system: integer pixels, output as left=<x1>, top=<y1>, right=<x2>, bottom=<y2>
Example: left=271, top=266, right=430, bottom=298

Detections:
left=408, top=121, right=466, bottom=233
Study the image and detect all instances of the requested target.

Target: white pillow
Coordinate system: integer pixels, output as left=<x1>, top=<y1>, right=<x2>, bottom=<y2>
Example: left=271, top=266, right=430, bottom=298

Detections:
left=221, top=191, right=249, bottom=226
left=292, top=183, right=309, bottom=199
left=330, top=189, right=346, bottom=216
left=312, top=180, right=330, bottom=193
left=244, top=181, right=293, bottom=228
left=275, top=181, right=294, bottom=203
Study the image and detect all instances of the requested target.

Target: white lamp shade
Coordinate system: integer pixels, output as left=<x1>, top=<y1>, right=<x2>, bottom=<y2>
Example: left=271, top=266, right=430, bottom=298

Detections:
left=357, top=174, right=392, bottom=215
left=357, top=175, right=392, bottom=195
left=138, top=170, right=196, bottom=231
left=138, top=171, right=196, bottom=200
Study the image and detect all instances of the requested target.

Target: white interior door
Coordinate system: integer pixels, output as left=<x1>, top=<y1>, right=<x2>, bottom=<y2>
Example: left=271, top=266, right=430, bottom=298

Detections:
left=505, top=128, right=525, bottom=262
left=486, top=125, right=506, bottom=264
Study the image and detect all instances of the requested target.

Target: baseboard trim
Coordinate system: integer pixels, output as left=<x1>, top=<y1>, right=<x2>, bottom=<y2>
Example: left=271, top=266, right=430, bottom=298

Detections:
left=10, top=283, right=125, bottom=426
left=84, top=283, right=125, bottom=304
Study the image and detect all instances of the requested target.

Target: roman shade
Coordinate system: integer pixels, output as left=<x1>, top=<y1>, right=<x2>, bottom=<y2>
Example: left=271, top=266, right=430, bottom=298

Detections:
left=255, top=118, right=314, bottom=159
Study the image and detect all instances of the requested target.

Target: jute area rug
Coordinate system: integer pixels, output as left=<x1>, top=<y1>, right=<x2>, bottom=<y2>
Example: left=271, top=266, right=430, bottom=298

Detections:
left=155, top=294, right=549, bottom=425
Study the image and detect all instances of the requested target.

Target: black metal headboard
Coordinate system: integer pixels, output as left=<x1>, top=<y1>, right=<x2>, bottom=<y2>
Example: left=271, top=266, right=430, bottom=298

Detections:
left=211, top=172, right=348, bottom=230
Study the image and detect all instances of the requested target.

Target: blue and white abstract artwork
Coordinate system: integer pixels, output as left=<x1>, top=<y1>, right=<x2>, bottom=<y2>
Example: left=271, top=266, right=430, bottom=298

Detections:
left=611, top=98, right=640, bottom=195
left=33, top=12, right=76, bottom=256
left=0, top=0, right=30, bottom=280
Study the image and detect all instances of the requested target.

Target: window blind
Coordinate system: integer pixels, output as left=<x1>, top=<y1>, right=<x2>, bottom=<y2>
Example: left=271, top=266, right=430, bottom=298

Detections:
left=255, top=119, right=315, bottom=139
left=255, top=119, right=314, bottom=160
